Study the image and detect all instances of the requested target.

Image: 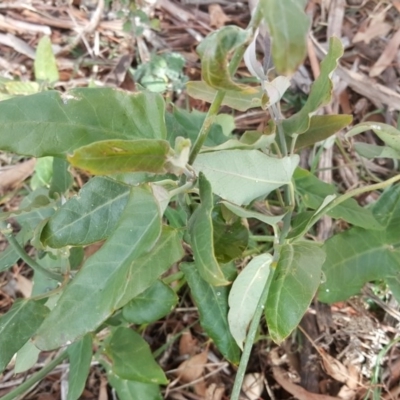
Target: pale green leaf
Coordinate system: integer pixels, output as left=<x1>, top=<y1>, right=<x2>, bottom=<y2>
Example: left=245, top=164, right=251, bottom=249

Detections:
left=41, top=177, right=130, bottom=248
left=346, top=122, right=400, bottom=152
left=34, top=186, right=162, bottom=350
left=282, top=37, right=344, bottom=136
left=181, top=262, right=240, bottom=363
left=319, top=184, right=400, bottom=303
left=354, top=143, right=400, bottom=159
left=193, top=150, right=299, bottom=206
left=188, top=173, right=230, bottom=286
left=15, top=341, right=41, bottom=374
left=0, top=88, right=167, bottom=157
left=34, top=36, right=59, bottom=83
left=68, top=139, right=171, bottom=175
left=266, top=242, right=325, bottom=343
left=262, top=0, right=310, bottom=75
left=197, top=26, right=254, bottom=92
left=67, top=335, right=93, bottom=400
left=186, top=81, right=263, bottom=111
left=5, top=81, right=40, bottom=96
left=228, top=254, right=272, bottom=349
left=106, top=327, right=167, bottom=384
left=122, top=280, right=178, bottom=324
left=0, top=300, right=49, bottom=372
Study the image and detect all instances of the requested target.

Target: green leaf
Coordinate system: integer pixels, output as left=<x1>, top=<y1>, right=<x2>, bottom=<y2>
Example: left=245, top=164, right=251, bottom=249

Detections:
left=106, top=327, right=167, bottom=384
left=15, top=340, right=41, bottom=374
left=193, top=150, right=299, bottom=206
left=68, top=139, right=171, bottom=175
left=180, top=262, right=241, bottom=364
left=0, top=88, right=167, bottom=157
left=166, top=107, right=227, bottom=147
left=0, top=229, right=30, bottom=272
left=228, top=254, right=272, bottom=349
left=266, top=242, right=325, bottom=343
left=34, top=36, right=59, bottom=83
left=319, top=184, right=400, bottom=303
left=67, top=335, right=93, bottom=400
left=387, top=275, right=400, bottom=304
left=294, top=168, right=382, bottom=230
left=0, top=300, right=49, bottom=372
left=262, top=0, right=310, bottom=75
left=294, top=115, right=353, bottom=150
left=197, top=25, right=254, bottom=92
left=282, top=37, right=344, bottom=136
left=108, top=370, right=162, bottom=400
left=41, top=177, right=130, bottom=248
left=34, top=186, right=162, bottom=350
left=31, top=157, right=53, bottom=190
left=188, top=174, right=230, bottom=286
left=122, top=280, right=178, bottom=324
left=353, top=143, right=400, bottom=159
left=346, top=122, right=400, bottom=152
left=4, top=81, right=40, bottom=96
left=212, top=206, right=249, bottom=263
left=186, top=81, right=263, bottom=111
left=49, top=158, right=73, bottom=198
left=220, top=201, right=285, bottom=227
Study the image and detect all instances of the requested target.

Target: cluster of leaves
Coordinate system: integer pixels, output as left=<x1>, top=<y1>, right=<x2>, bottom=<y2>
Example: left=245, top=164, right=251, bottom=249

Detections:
left=0, top=1, right=399, bottom=399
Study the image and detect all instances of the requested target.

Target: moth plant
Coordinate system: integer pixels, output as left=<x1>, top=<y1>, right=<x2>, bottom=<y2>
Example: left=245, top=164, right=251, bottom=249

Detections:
left=0, top=1, right=400, bottom=399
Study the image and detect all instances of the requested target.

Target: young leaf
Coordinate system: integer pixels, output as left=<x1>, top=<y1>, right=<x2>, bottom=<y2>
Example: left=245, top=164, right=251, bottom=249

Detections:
left=319, top=184, right=400, bottom=303
left=266, top=242, right=326, bottom=343
left=282, top=37, right=344, bottom=136
left=67, top=335, right=93, bottom=400
left=193, top=150, right=299, bottom=206
left=68, top=139, right=171, bottom=175
left=294, top=114, right=353, bottom=150
left=41, top=177, right=130, bottom=248
left=34, top=186, right=162, bottom=350
left=49, top=157, right=73, bottom=198
left=107, top=369, right=162, bottom=400
left=106, top=327, right=168, bottom=384
left=197, top=25, right=253, bottom=93
left=34, top=36, right=59, bottom=83
left=294, top=168, right=382, bottom=230
left=180, top=262, right=241, bottom=364
left=188, top=173, right=230, bottom=286
left=0, top=88, right=167, bottom=157
left=0, top=300, right=49, bottom=372
left=186, top=81, right=263, bottom=111
left=228, top=254, right=272, bottom=350
left=346, top=122, right=400, bottom=152
left=122, top=280, right=178, bottom=324
left=261, top=0, right=310, bottom=75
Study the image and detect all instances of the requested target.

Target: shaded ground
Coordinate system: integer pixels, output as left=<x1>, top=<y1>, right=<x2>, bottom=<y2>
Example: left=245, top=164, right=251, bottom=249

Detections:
left=0, top=0, right=400, bottom=399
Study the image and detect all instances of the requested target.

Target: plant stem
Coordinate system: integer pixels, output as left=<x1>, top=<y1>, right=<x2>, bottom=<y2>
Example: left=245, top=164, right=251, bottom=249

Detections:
left=1, top=351, right=68, bottom=400
left=0, top=222, right=63, bottom=282
left=188, top=1, right=264, bottom=165
left=250, top=235, right=276, bottom=242
left=230, top=268, right=275, bottom=400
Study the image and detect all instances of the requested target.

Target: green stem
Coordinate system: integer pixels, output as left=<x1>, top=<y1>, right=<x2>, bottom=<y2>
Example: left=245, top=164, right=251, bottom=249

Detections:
left=0, top=222, right=63, bottom=282
left=230, top=267, right=275, bottom=400
left=188, top=2, right=264, bottom=165
left=250, top=235, right=275, bottom=242
left=0, top=351, right=68, bottom=400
